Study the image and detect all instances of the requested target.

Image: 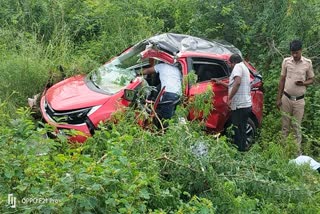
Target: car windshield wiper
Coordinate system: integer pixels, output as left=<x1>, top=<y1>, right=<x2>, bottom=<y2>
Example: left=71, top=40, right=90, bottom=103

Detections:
left=90, top=73, right=101, bottom=89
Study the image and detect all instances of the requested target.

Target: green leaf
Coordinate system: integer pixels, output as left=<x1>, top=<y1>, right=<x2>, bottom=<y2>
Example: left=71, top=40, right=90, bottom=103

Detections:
left=4, top=169, right=14, bottom=178
left=139, top=188, right=150, bottom=200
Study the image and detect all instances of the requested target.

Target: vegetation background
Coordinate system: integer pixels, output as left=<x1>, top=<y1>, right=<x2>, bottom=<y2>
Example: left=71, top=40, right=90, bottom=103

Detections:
left=0, top=0, right=319, bottom=213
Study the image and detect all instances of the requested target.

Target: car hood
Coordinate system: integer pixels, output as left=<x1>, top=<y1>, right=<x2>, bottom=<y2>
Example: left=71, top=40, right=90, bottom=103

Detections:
left=45, top=75, right=110, bottom=111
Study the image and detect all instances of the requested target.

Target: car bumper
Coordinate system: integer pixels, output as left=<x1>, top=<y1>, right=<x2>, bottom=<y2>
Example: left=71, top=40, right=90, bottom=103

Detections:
left=40, top=96, right=92, bottom=143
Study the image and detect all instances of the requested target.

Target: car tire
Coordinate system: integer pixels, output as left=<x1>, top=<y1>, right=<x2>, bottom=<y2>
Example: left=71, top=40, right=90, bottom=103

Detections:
left=246, top=117, right=257, bottom=148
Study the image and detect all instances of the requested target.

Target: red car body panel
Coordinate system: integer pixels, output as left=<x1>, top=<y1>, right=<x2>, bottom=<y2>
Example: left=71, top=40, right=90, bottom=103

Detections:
left=46, top=75, right=109, bottom=110
left=251, top=90, right=264, bottom=125
left=188, top=81, right=229, bottom=132
left=141, top=49, right=175, bottom=65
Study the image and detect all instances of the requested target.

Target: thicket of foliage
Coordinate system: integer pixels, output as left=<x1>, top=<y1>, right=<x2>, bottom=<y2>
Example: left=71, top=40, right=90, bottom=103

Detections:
left=0, top=0, right=319, bottom=213
left=1, top=106, right=319, bottom=213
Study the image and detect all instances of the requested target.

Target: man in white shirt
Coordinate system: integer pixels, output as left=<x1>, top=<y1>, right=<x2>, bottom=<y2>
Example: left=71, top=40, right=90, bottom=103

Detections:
left=228, top=54, right=252, bottom=151
left=142, top=59, right=182, bottom=121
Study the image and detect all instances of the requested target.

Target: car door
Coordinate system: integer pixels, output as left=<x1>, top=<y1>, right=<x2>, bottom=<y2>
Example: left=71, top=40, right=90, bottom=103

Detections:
left=187, top=57, right=230, bottom=132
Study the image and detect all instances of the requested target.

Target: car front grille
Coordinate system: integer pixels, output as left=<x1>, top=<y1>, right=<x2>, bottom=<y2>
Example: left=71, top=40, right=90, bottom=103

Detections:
left=44, top=101, right=90, bottom=125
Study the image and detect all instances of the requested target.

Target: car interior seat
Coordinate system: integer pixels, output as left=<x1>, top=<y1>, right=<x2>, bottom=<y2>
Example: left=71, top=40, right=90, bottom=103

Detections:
left=196, top=64, right=227, bottom=82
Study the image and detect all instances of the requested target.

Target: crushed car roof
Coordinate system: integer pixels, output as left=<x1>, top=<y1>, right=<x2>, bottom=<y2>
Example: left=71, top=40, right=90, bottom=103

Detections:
left=139, top=33, right=242, bottom=56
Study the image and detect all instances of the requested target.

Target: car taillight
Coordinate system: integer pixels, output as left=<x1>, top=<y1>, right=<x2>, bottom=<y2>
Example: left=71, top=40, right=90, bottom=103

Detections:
left=251, top=74, right=263, bottom=91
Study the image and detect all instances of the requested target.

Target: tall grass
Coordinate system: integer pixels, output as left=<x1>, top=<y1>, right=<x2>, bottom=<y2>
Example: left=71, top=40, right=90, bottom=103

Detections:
left=0, top=27, right=98, bottom=115
left=0, top=30, right=47, bottom=108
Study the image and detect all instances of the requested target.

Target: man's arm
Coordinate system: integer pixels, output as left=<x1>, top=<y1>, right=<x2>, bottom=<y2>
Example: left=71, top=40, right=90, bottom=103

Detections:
left=276, top=75, right=286, bottom=109
left=212, top=79, right=228, bottom=88
left=298, top=60, right=315, bottom=86
left=142, top=66, right=155, bottom=75
left=277, top=59, right=288, bottom=109
left=295, top=77, right=314, bottom=86
left=139, top=58, right=156, bottom=75
left=304, top=77, right=314, bottom=86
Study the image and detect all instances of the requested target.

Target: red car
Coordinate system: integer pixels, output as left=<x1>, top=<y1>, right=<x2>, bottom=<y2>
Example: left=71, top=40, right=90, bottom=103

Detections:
left=40, top=33, right=263, bottom=143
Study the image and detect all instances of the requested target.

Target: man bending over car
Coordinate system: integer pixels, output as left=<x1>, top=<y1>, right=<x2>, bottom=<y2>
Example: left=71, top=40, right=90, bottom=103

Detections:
left=140, top=59, right=182, bottom=122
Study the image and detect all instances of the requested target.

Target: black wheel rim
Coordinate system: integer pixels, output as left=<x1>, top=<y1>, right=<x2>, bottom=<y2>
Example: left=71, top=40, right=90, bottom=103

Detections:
left=246, top=122, right=254, bottom=146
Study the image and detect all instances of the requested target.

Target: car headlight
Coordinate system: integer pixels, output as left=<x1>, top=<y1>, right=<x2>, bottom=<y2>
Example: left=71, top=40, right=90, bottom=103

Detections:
left=87, top=105, right=101, bottom=116
left=65, top=108, right=91, bottom=124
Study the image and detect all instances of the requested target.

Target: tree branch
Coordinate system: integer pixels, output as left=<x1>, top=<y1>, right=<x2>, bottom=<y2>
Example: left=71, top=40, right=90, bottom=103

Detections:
left=155, top=154, right=199, bottom=173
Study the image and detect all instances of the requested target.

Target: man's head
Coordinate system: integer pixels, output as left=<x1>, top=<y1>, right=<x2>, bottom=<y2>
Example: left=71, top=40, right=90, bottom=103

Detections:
left=290, top=40, right=302, bottom=62
left=229, top=54, right=243, bottom=69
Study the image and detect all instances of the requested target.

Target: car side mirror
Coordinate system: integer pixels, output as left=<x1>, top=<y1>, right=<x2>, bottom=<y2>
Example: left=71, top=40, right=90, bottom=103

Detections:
left=123, top=89, right=137, bottom=101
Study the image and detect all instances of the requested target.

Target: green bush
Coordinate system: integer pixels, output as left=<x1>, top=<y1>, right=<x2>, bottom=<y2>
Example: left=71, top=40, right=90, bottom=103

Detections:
left=0, top=105, right=319, bottom=213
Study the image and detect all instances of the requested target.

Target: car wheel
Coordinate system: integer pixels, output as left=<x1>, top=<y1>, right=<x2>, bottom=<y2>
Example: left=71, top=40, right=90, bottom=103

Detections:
left=246, top=117, right=257, bottom=147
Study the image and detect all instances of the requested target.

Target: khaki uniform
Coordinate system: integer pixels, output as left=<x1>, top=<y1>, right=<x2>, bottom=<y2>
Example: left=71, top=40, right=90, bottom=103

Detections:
left=281, top=56, right=314, bottom=149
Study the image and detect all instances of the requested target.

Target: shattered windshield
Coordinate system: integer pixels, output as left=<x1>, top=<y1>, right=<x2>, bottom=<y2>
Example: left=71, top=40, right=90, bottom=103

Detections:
left=90, top=43, right=147, bottom=94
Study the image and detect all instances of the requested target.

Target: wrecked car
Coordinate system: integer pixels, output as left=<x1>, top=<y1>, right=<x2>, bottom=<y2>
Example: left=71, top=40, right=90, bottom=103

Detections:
left=40, top=33, right=263, bottom=143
